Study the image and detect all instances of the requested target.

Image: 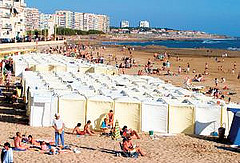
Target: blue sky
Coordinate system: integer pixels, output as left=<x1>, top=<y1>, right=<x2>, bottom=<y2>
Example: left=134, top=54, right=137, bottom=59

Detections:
left=26, top=0, right=240, bottom=36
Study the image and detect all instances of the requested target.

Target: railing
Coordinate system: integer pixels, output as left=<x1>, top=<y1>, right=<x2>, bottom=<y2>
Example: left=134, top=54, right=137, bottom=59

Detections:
left=2, top=25, right=12, bottom=29
left=2, top=14, right=11, bottom=18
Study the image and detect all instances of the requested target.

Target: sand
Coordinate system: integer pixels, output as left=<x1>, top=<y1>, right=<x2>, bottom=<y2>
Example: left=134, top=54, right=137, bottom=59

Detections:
left=1, top=43, right=240, bottom=162
left=100, top=45, right=240, bottom=103
left=0, top=122, right=239, bottom=163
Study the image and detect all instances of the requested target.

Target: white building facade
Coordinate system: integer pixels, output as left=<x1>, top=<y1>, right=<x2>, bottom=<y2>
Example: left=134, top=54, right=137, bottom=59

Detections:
left=0, top=0, right=26, bottom=39
left=55, top=10, right=74, bottom=29
left=39, top=13, right=55, bottom=37
left=120, top=20, right=129, bottom=28
left=139, top=20, right=150, bottom=28
left=24, top=7, right=40, bottom=31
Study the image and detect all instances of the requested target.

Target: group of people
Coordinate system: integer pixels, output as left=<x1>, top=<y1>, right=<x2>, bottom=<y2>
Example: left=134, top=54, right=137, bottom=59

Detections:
left=71, top=110, right=144, bottom=157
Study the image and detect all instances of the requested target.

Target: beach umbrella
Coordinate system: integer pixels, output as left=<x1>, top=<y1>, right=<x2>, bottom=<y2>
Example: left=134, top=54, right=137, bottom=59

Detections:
left=112, top=120, right=121, bottom=140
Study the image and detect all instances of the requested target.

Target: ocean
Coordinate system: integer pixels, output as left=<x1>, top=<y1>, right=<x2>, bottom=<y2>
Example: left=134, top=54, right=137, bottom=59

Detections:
left=102, top=39, right=240, bottom=51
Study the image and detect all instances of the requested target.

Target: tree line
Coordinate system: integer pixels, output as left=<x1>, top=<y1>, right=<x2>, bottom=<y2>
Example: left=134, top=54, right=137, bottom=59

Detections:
left=26, top=28, right=105, bottom=37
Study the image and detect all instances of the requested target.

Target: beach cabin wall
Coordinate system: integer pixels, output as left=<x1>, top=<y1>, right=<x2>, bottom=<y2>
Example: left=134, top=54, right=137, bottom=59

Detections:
left=168, top=105, right=195, bottom=134
left=141, top=101, right=168, bottom=133
left=114, top=97, right=141, bottom=132
left=86, top=95, right=114, bottom=130
left=58, top=93, right=86, bottom=129
left=29, top=90, right=54, bottom=127
left=194, top=105, right=221, bottom=135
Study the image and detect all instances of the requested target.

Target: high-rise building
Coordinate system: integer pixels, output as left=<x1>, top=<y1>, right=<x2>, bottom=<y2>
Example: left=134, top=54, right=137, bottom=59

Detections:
left=24, top=8, right=40, bottom=31
left=74, top=12, right=84, bottom=30
left=97, top=14, right=110, bottom=33
left=0, top=0, right=26, bottom=39
left=55, top=10, right=74, bottom=29
left=39, top=13, right=55, bottom=37
left=120, top=20, right=129, bottom=28
left=139, top=20, right=150, bottom=28
left=82, top=13, right=109, bottom=33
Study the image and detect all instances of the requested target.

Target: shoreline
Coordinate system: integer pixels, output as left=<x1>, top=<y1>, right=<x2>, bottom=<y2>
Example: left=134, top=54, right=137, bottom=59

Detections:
left=100, top=39, right=240, bottom=53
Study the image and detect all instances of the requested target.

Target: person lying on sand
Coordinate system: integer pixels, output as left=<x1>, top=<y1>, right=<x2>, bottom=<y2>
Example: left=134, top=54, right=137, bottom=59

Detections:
left=40, top=141, right=59, bottom=155
left=121, top=126, right=140, bottom=139
left=123, top=134, right=145, bottom=156
left=73, top=123, right=85, bottom=135
left=14, top=132, right=29, bottom=150
left=84, top=120, right=95, bottom=136
left=26, top=135, right=40, bottom=146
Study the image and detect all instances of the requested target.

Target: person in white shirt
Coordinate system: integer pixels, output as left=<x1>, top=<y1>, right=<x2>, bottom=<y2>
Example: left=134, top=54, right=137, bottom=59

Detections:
left=1, top=142, right=13, bottom=163
left=52, top=113, right=64, bottom=147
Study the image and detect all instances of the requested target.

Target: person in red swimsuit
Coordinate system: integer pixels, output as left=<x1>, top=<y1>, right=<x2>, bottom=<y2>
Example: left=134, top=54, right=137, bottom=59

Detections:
left=73, top=123, right=85, bottom=135
left=107, top=110, right=114, bottom=127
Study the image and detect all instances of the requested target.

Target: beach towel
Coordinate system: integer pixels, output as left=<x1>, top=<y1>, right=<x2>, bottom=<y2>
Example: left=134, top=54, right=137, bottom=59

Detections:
left=12, top=148, right=26, bottom=151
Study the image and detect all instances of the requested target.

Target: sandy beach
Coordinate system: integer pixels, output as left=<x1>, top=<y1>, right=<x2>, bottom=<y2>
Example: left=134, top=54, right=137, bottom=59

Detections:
left=0, top=121, right=239, bottom=163
left=0, top=42, right=240, bottom=163
left=100, top=45, right=240, bottom=103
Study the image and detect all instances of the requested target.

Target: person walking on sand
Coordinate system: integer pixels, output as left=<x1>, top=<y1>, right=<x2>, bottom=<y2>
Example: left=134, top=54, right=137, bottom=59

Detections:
left=214, top=78, right=219, bottom=87
left=205, top=62, right=208, bottom=71
left=178, top=66, right=182, bottom=74
left=187, top=63, right=190, bottom=73
left=52, top=113, right=65, bottom=147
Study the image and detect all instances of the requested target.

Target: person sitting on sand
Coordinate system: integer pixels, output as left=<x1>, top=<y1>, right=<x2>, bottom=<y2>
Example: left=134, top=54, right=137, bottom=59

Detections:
left=107, top=110, right=114, bottom=127
left=123, top=134, right=145, bottom=157
left=121, top=126, right=140, bottom=139
left=84, top=120, right=95, bottom=136
left=14, top=132, right=29, bottom=150
left=73, top=123, right=85, bottom=135
left=101, top=118, right=111, bottom=135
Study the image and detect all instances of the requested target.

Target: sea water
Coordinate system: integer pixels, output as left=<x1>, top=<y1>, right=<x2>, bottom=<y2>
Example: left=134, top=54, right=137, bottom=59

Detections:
left=103, top=38, right=240, bottom=51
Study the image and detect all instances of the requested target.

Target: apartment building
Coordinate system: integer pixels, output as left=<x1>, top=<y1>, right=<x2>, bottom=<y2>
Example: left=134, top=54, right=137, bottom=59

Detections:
left=39, top=13, right=55, bottom=36
left=0, top=0, right=26, bottom=39
left=74, top=12, right=84, bottom=30
left=24, top=7, right=40, bottom=31
left=55, top=10, right=74, bottom=29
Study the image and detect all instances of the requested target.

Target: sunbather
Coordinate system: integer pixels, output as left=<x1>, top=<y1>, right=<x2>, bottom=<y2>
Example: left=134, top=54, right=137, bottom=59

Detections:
left=73, top=123, right=85, bottom=135
left=14, top=132, right=29, bottom=150
left=84, top=120, right=95, bottom=136
left=101, top=118, right=111, bottom=135
left=121, top=126, right=140, bottom=139
left=27, top=135, right=40, bottom=146
left=40, top=141, right=58, bottom=155
left=122, top=134, right=145, bottom=156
